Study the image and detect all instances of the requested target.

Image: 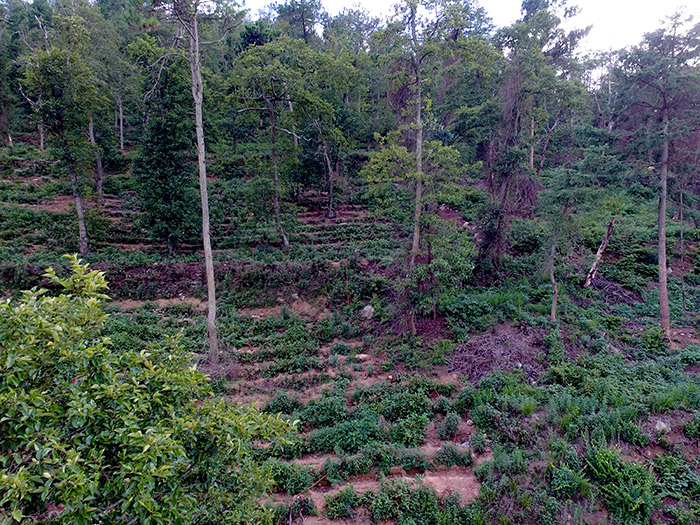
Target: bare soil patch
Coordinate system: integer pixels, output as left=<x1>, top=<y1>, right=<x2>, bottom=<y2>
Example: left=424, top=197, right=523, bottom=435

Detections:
left=112, top=296, right=206, bottom=311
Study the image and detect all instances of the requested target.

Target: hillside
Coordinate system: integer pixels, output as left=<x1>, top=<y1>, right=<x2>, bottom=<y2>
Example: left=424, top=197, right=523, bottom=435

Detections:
left=1, top=0, right=700, bottom=523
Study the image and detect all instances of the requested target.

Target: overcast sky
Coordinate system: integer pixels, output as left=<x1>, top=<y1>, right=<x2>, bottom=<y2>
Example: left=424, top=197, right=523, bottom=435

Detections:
left=240, top=0, right=700, bottom=53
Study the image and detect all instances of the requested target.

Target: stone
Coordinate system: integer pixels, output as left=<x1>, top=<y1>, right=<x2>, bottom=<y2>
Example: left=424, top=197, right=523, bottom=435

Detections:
left=655, top=420, right=670, bottom=433
left=360, top=304, right=375, bottom=319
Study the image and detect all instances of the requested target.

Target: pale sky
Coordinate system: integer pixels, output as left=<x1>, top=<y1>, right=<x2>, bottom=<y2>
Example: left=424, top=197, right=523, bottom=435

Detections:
left=241, top=0, right=700, bottom=53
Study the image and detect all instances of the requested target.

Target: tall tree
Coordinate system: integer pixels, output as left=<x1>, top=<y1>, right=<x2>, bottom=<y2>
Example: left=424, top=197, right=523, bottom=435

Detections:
left=273, top=0, right=323, bottom=46
left=153, top=0, right=242, bottom=363
left=20, top=15, right=97, bottom=256
left=235, top=37, right=324, bottom=248
left=618, top=13, right=700, bottom=337
left=129, top=36, right=200, bottom=254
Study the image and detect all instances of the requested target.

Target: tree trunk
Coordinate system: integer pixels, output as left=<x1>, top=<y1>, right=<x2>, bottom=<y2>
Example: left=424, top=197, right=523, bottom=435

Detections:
left=408, top=7, right=423, bottom=336
left=529, top=115, right=535, bottom=172
left=188, top=10, right=219, bottom=364
left=267, top=100, right=290, bottom=249
left=658, top=107, right=671, bottom=338
left=409, top=77, right=423, bottom=268
left=583, top=217, right=615, bottom=288
left=118, top=93, right=125, bottom=152
left=320, top=137, right=336, bottom=219
left=680, top=181, right=686, bottom=311
left=549, top=231, right=558, bottom=322
left=69, top=162, right=89, bottom=256
left=38, top=121, right=44, bottom=153
left=88, top=111, right=105, bottom=204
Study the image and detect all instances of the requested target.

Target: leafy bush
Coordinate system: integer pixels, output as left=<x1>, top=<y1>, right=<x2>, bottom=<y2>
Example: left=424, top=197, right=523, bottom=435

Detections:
left=399, top=449, right=430, bottom=471
left=378, top=390, right=432, bottom=422
left=435, top=444, right=472, bottom=468
left=683, top=413, right=700, bottom=439
left=309, top=415, right=387, bottom=454
left=368, top=479, right=441, bottom=523
left=652, top=454, right=700, bottom=500
left=268, top=459, right=313, bottom=495
left=301, top=394, right=348, bottom=428
left=264, top=390, right=304, bottom=415
left=390, top=414, right=429, bottom=447
left=325, top=486, right=357, bottom=519
left=585, top=447, right=657, bottom=523
left=0, top=256, right=291, bottom=523
left=452, top=384, right=475, bottom=414
left=433, top=395, right=452, bottom=414
left=438, top=412, right=462, bottom=441
left=550, top=466, right=589, bottom=500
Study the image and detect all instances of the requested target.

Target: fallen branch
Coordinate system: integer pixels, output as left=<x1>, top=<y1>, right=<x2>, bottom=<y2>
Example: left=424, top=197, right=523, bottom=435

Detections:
left=583, top=217, right=615, bottom=288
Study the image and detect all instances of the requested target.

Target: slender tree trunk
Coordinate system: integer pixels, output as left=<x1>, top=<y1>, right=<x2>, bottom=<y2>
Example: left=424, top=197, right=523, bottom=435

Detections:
left=267, top=100, right=290, bottom=249
left=408, top=7, right=423, bottom=336
left=410, top=73, right=423, bottom=269
left=88, top=111, right=105, bottom=204
left=320, top=136, right=336, bottom=219
left=287, top=97, right=298, bottom=148
left=538, top=116, right=559, bottom=173
left=658, top=107, right=671, bottom=338
left=680, top=182, right=686, bottom=311
left=583, top=217, right=615, bottom=288
left=187, top=11, right=219, bottom=364
left=550, top=230, right=558, bottom=322
left=118, top=93, right=125, bottom=152
left=68, top=161, right=89, bottom=256
left=38, top=121, right=44, bottom=153
left=529, top=115, right=535, bottom=172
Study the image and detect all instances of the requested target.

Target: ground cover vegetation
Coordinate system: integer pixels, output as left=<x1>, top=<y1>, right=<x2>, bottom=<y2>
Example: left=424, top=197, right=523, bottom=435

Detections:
left=1, top=0, right=700, bottom=522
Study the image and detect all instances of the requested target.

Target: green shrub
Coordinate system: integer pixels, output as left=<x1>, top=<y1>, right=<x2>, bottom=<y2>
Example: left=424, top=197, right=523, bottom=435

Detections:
left=270, top=496, right=316, bottom=523
left=390, top=414, right=429, bottom=447
left=438, top=412, right=462, bottom=441
left=268, top=459, right=313, bottom=495
left=471, top=432, right=487, bottom=454
left=652, top=454, right=700, bottom=500
left=399, top=449, right=430, bottom=471
left=435, top=444, right=472, bottom=468
left=433, top=395, right=452, bottom=414
left=683, top=413, right=700, bottom=439
left=0, top=256, right=291, bottom=523
left=325, top=486, right=357, bottom=519
left=378, top=390, right=432, bottom=422
left=640, top=326, right=669, bottom=354
left=551, top=466, right=589, bottom=500
left=309, top=416, right=387, bottom=454
left=452, top=384, right=476, bottom=414
left=264, top=390, right=304, bottom=415
left=585, top=447, right=657, bottom=523
left=301, top=395, right=348, bottom=428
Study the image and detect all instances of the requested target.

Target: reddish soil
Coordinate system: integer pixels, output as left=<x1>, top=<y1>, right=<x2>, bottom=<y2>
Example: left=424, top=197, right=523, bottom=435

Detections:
left=670, top=326, right=700, bottom=350
left=239, top=297, right=330, bottom=321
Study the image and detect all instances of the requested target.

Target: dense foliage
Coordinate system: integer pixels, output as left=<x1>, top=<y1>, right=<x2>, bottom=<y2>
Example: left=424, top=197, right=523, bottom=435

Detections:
left=0, top=256, right=291, bottom=523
